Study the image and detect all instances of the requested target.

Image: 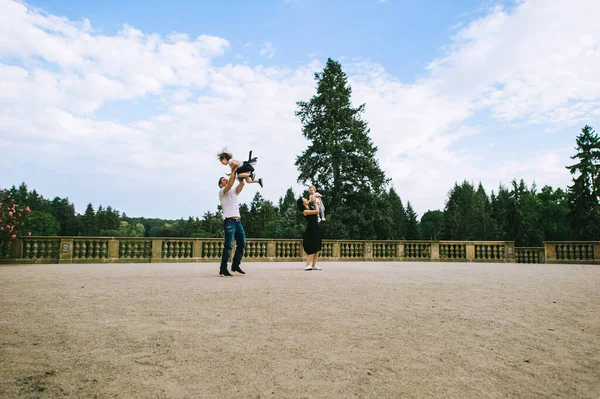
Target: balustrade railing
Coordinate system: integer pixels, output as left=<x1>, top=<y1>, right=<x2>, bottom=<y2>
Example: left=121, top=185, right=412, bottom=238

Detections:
left=439, top=243, right=467, bottom=260
left=275, top=240, right=302, bottom=258
left=23, top=238, right=60, bottom=260
left=1, top=237, right=598, bottom=265
left=545, top=241, right=598, bottom=263
left=404, top=242, right=430, bottom=259
left=515, top=247, right=544, bottom=264
left=475, top=243, right=506, bottom=261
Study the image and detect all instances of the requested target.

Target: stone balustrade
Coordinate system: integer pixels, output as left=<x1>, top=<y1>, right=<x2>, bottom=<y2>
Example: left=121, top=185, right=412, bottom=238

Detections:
left=0, top=237, right=514, bottom=264
left=544, top=241, right=599, bottom=264
left=1, top=237, right=598, bottom=265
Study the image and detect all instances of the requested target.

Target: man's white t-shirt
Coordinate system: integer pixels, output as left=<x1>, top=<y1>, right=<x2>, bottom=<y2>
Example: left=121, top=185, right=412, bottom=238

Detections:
left=219, top=188, right=240, bottom=219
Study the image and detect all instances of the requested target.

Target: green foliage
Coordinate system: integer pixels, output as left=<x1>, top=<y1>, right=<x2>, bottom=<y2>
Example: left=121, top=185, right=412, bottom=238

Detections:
left=405, top=202, right=420, bottom=240
left=420, top=210, right=444, bottom=240
left=25, top=211, right=60, bottom=236
left=443, top=181, right=477, bottom=240
left=566, top=125, right=600, bottom=239
left=116, top=221, right=145, bottom=237
left=537, top=186, right=570, bottom=241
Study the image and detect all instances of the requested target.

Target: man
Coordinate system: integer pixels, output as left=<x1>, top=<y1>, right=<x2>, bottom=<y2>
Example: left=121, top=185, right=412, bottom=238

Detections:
left=217, top=165, right=246, bottom=277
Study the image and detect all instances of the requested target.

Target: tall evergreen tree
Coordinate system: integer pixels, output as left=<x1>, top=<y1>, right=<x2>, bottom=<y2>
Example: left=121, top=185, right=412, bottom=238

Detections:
left=537, top=185, right=570, bottom=241
left=566, top=125, right=600, bottom=239
left=295, top=58, right=388, bottom=215
left=387, top=187, right=407, bottom=240
left=471, top=183, right=495, bottom=240
left=405, top=201, right=420, bottom=240
left=443, top=181, right=476, bottom=240
left=81, top=203, right=97, bottom=236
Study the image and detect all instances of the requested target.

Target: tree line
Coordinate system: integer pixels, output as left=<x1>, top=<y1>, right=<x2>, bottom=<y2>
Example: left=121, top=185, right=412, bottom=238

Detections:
left=2, top=59, right=599, bottom=246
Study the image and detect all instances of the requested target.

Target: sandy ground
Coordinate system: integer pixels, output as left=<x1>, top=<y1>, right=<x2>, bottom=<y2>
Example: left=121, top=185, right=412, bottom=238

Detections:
left=0, top=261, right=599, bottom=399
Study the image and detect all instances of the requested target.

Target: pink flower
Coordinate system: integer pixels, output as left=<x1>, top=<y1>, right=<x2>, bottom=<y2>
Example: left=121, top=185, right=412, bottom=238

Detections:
left=8, top=211, right=12, bottom=217
left=28, top=232, right=32, bottom=236
left=0, top=227, right=3, bottom=231
left=21, top=222, right=24, bottom=226
left=11, top=234, right=16, bottom=239
left=25, top=207, right=31, bottom=213
left=7, top=195, right=10, bottom=198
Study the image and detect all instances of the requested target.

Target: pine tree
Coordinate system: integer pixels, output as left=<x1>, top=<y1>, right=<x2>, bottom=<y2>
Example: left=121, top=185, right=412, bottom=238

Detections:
left=405, top=201, right=420, bottom=240
left=566, top=125, right=600, bottom=239
left=81, top=203, right=97, bottom=236
left=388, top=187, right=407, bottom=239
left=443, top=181, right=475, bottom=240
left=295, top=58, right=388, bottom=215
left=471, top=183, right=495, bottom=240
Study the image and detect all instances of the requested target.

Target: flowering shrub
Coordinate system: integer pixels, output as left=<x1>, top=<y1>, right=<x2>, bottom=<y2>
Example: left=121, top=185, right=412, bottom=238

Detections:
left=0, top=189, right=31, bottom=256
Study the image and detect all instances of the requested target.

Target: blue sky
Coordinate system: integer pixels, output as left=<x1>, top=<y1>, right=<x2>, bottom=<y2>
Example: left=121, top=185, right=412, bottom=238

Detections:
left=29, top=0, right=487, bottom=74
left=1, top=0, right=599, bottom=219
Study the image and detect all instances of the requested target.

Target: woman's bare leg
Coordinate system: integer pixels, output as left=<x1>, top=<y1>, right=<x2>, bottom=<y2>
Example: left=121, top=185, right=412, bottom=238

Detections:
left=312, top=252, right=319, bottom=268
left=305, top=254, right=314, bottom=268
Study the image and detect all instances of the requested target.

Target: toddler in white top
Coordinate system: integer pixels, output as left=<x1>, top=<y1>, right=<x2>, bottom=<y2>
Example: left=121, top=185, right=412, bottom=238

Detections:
left=308, top=185, right=325, bottom=222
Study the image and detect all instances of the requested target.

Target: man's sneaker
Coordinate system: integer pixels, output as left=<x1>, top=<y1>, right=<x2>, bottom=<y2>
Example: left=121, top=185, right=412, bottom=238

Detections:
left=219, top=269, right=232, bottom=277
left=313, top=265, right=322, bottom=270
left=258, top=178, right=263, bottom=188
left=232, top=266, right=246, bottom=274
left=304, top=265, right=313, bottom=271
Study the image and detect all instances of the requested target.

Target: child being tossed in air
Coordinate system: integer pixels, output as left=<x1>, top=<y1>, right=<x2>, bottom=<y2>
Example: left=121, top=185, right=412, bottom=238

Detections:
left=308, top=185, right=325, bottom=222
left=218, top=148, right=263, bottom=188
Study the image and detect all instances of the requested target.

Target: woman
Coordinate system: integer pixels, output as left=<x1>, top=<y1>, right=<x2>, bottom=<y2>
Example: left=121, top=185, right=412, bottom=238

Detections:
left=297, top=196, right=322, bottom=271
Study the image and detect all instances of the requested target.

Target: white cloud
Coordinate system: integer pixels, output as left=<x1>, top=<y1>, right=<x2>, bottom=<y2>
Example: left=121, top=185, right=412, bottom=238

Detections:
left=1, top=0, right=598, bottom=219
left=259, top=42, right=276, bottom=59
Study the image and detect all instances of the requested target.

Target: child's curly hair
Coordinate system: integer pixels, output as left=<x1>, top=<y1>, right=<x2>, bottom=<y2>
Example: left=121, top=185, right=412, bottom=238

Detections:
left=217, top=148, right=232, bottom=162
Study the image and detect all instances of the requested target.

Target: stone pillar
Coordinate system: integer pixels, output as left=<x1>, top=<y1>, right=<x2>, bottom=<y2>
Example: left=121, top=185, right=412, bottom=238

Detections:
left=332, top=242, right=341, bottom=260
left=151, top=239, right=163, bottom=263
left=398, top=243, right=404, bottom=260
left=108, top=239, right=119, bottom=260
left=193, top=240, right=202, bottom=260
left=466, top=243, right=475, bottom=262
left=267, top=240, right=276, bottom=260
left=505, top=242, right=516, bottom=263
left=431, top=243, right=440, bottom=262
left=595, top=242, right=600, bottom=264
left=9, top=239, right=23, bottom=259
left=365, top=241, right=373, bottom=260
left=544, top=242, right=556, bottom=264
left=58, top=238, right=73, bottom=264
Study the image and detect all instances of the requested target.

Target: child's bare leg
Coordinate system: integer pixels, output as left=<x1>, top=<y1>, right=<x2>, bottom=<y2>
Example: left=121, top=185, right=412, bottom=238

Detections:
left=238, top=172, right=250, bottom=179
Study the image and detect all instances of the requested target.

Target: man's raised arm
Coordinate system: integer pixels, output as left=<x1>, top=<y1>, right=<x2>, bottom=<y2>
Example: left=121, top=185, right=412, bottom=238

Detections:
left=222, top=166, right=238, bottom=194
left=235, top=178, right=245, bottom=195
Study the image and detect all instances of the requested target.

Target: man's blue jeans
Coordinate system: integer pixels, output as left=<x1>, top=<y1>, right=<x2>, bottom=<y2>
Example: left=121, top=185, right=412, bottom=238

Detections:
left=221, top=218, right=246, bottom=270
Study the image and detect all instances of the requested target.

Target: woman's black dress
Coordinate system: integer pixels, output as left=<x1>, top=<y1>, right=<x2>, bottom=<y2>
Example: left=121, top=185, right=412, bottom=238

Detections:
left=303, top=210, right=322, bottom=255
